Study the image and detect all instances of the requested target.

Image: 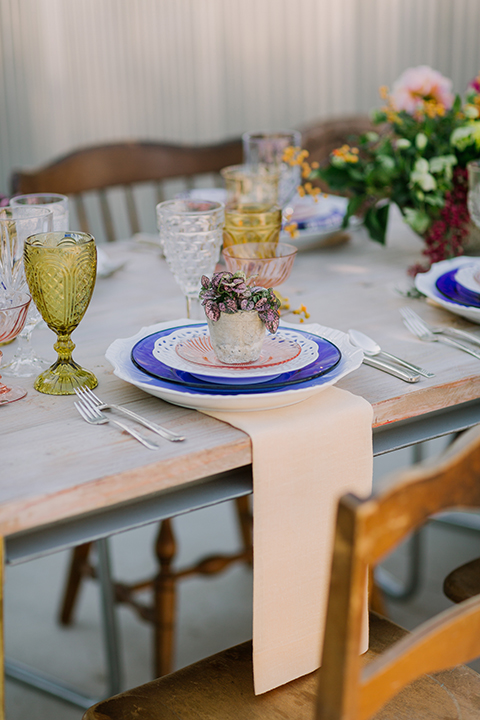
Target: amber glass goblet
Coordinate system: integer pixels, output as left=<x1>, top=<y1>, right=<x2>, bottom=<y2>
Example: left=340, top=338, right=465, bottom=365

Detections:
left=0, top=293, right=31, bottom=403
left=23, top=232, right=98, bottom=395
left=223, top=204, right=282, bottom=249
left=223, top=241, right=297, bottom=288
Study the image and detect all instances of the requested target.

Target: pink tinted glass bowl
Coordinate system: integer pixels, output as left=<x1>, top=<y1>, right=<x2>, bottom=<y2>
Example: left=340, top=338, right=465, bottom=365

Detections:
left=0, top=293, right=31, bottom=402
left=222, top=242, right=297, bottom=287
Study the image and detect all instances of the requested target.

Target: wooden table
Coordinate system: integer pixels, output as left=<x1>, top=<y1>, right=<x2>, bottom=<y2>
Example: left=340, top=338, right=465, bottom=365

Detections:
left=3, top=218, right=480, bottom=714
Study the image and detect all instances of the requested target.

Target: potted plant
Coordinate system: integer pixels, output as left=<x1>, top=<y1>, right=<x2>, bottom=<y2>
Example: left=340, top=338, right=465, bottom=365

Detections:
left=199, top=270, right=281, bottom=364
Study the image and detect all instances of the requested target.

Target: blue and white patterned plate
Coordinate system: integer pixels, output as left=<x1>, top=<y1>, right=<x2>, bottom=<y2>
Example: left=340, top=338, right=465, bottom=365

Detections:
left=415, top=257, right=480, bottom=324
left=106, top=319, right=363, bottom=412
left=130, top=324, right=341, bottom=389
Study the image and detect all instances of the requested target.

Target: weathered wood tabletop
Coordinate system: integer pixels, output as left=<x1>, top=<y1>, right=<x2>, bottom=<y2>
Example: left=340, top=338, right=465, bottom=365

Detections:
left=2, top=218, right=480, bottom=539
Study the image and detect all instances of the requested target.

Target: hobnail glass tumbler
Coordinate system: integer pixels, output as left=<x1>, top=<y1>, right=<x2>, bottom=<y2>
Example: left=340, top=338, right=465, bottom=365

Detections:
left=23, top=231, right=98, bottom=395
left=242, top=130, right=302, bottom=207
left=156, top=199, right=225, bottom=319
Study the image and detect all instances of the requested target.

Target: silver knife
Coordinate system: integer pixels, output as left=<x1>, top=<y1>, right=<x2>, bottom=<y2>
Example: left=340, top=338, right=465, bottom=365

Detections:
left=362, top=357, right=420, bottom=383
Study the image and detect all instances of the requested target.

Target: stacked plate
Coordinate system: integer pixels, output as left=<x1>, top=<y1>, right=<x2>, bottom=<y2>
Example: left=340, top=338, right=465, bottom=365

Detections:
left=415, top=257, right=480, bottom=324
left=106, top=320, right=364, bottom=412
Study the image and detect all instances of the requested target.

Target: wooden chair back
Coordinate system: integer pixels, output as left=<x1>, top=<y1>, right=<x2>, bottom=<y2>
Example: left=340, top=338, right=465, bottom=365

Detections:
left=317, top=425, right=480, bottom=720
left=10, top=139, right=242, bottom=243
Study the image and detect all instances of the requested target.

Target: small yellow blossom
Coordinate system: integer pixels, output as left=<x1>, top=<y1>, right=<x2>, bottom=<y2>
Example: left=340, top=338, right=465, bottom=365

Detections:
left=332, top=144, right=359, bottom=163
left=379, top=85, right=389, bottom=100
left=274, top=290, right=290, bottom=311
left=283, top=222, right=299, bottom=239
left=292, top=303, right=311, bottom=321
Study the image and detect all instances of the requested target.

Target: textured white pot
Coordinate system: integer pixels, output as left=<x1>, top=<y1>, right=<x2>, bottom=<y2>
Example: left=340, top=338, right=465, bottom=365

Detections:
left=207, top=310, right=266, bottom=364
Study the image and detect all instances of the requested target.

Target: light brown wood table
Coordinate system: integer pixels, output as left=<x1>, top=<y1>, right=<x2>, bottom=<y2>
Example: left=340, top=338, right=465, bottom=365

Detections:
left=2, top=219, right=480, bottom=715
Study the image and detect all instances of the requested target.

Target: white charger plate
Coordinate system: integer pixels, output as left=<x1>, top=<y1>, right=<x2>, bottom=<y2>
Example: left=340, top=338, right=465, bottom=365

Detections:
left=415, top=257, right=480, bottom=324
left=106, top=319, right=363, bottom=412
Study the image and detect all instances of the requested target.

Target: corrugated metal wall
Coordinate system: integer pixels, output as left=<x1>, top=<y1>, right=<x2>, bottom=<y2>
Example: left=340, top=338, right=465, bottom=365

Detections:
left=1, top=0, right=480, bottom=194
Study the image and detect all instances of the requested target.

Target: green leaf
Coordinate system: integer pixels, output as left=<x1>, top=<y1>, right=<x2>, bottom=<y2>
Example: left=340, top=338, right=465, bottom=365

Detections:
left=364, top=203, right=390, bottom=244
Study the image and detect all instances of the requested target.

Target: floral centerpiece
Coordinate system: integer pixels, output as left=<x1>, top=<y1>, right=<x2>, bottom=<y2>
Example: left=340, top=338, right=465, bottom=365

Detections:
left=199, top=271, right=281, bottom=364
left=296, top=66, right=480, bottom=272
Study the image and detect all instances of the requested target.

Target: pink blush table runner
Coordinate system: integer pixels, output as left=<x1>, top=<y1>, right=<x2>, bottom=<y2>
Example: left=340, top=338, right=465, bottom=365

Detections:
left=202, top=385, right=373, bottom=694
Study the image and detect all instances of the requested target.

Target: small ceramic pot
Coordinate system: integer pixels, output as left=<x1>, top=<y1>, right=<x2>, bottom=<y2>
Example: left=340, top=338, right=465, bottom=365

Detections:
left=207, top=310, right=266, bottom=364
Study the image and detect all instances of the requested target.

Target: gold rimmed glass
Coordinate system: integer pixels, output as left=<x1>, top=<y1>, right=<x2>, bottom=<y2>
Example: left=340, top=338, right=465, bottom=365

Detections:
left=23, top=231, right=98, bottom=395
left=223, top=203, right=282, bottom=249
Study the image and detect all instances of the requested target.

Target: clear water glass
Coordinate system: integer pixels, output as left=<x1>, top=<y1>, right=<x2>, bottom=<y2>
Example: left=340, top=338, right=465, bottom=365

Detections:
left=468, top=161, right=480, bottom=229
left=10, top=193, right=69, bottom=231
left=156, top=199, right=225, bottom=320
left=242, top=130, right=302, bottom=207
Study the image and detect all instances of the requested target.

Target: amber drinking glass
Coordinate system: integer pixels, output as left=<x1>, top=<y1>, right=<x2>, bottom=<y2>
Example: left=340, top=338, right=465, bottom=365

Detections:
left=221, top=164, right=280, bottom=207
left=23, top=232, right=97, bottom=395
left=223, top=204, right=282, bottom=249
left=223, top=242, right=297, bottom=288
left=0, top=293, right=31, bottom=403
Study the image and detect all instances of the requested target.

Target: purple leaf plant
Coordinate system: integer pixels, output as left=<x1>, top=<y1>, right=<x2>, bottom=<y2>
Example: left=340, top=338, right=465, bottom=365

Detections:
left=199, top=271, right=281, bottom=334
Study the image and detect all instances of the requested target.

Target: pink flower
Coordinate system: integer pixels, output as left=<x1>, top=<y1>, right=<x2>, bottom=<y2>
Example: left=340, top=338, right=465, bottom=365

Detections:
left=390, top=66, right=454, bottom=115
left=469, top=75, right=480, bottom=94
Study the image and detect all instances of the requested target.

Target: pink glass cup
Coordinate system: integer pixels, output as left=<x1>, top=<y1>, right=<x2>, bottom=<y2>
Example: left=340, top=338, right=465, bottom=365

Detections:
left=222, top=242, right=298, bottom=288
left=0, top=293, right=32, bottom=403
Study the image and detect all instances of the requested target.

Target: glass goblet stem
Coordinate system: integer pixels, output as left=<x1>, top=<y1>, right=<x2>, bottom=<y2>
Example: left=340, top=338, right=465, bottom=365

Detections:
left=186, top=296, right=204, bottom=320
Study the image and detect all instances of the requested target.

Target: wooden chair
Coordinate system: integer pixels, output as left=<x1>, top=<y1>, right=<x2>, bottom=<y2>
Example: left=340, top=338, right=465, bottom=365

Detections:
left=10, top=138, right=255, bottom=680
left=82, top=424, right=480, bottom=720
left=444, top=556, right=480, bottom=603
left=11, top=138, right=243, bottom=243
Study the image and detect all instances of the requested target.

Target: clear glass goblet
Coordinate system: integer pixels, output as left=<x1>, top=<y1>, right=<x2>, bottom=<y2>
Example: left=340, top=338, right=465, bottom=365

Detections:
left=0, top=293, right=32, bottom=403
left=23, top=231, right=98, bottom=395
left=6, top=197, right=69, bottom=376
left=156, top=199, right=225, bottom=320
left=242, top=130, right=302, bottom=207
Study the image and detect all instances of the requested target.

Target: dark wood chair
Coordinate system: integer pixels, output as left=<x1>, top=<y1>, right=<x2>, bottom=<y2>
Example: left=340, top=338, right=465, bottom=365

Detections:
left=82, top=425, right=480, bottom=720
left=10, top=138, right=255, bottom=680
left=11, top=138, right=243, bottom=243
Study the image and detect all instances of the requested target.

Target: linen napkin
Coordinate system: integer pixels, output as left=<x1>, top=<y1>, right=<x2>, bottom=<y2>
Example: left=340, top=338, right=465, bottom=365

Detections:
left=202, top=385, right=373, bottom=695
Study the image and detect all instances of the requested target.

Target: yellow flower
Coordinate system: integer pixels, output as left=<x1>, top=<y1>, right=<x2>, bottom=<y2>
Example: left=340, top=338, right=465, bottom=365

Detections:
left=283, top=222, right=298, bottom=239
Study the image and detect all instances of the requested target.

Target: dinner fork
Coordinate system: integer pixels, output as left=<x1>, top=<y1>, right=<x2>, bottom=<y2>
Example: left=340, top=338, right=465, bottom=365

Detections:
left=400, top=308, right=480, bottom=360
left=74, top=399, right=159, bottom=450
left=400, top=306, right=480, bottom=348
left=75, top=386, right=185, bottom=442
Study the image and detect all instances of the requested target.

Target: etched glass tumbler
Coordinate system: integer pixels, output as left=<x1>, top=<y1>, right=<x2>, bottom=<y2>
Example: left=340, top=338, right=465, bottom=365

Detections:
left=6, top=196, right=68, bottom=376
left=23, top=232, right=98, bottom=395
left=156, top=199, right=225, bottom=320
left=10, top=193, right=69, bottom=231
left=242, top=130, right=302, bottom=207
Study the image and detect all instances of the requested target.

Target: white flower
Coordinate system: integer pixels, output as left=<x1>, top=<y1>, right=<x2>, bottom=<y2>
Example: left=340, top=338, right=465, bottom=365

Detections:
left=429, top=154, right=457, bottom=180
left=415, top=133, right=428, bottom=150
left=410, top=158, right=436, bottom=192
left=396, top=138, right=411, bottom=149
left=465, top=104, right=480, bottom=119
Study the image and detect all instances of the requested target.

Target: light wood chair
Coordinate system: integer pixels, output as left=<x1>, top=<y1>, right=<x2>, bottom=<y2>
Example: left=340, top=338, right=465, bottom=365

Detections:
left=10, top=138, right=255, bottom=680
left=82, top=424, right=480, bottom=720
left=11, top=138, right=243, bottom=243
left=444, top=556, right=480, bottom=603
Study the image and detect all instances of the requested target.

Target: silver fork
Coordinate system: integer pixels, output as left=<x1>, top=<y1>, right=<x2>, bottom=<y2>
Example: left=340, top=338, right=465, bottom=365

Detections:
left=74, top=399, right=159, bottom=450
left=400, top=306, right=480, bottom=347
left=75, top=386, right=185, bottom=442
left=400, top=308, right=480, bottom=360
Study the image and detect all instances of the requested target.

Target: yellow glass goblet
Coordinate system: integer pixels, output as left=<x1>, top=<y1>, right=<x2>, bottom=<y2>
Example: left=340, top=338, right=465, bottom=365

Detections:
left=23, top=231, right=98, bottom=395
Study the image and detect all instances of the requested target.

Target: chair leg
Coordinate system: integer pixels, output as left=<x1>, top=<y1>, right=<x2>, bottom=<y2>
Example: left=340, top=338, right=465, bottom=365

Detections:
left=58, top=542, right=93, bottom=625
left=153, top=519, right=177, bottom=677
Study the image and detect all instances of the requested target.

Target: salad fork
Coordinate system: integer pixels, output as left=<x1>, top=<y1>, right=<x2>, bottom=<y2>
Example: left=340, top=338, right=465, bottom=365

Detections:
left=75, top=386, right=185, bottom=442
left=74, top=399, right=159, bottom=450
left=400, top=308, right=480, bottom=360
left=400, top=306, right=480, bottom=348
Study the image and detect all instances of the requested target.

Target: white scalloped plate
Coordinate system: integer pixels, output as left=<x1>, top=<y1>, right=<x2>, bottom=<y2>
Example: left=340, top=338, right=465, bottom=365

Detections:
left=415, top=257, right=480, bottom=324
left=106, top=319, right=363, bottom=412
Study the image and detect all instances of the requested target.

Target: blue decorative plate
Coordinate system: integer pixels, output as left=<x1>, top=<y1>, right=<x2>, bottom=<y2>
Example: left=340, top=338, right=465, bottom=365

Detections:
left=435, top=269, right=480, bottom=308
left=131, top=325, right=341, bottom=393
